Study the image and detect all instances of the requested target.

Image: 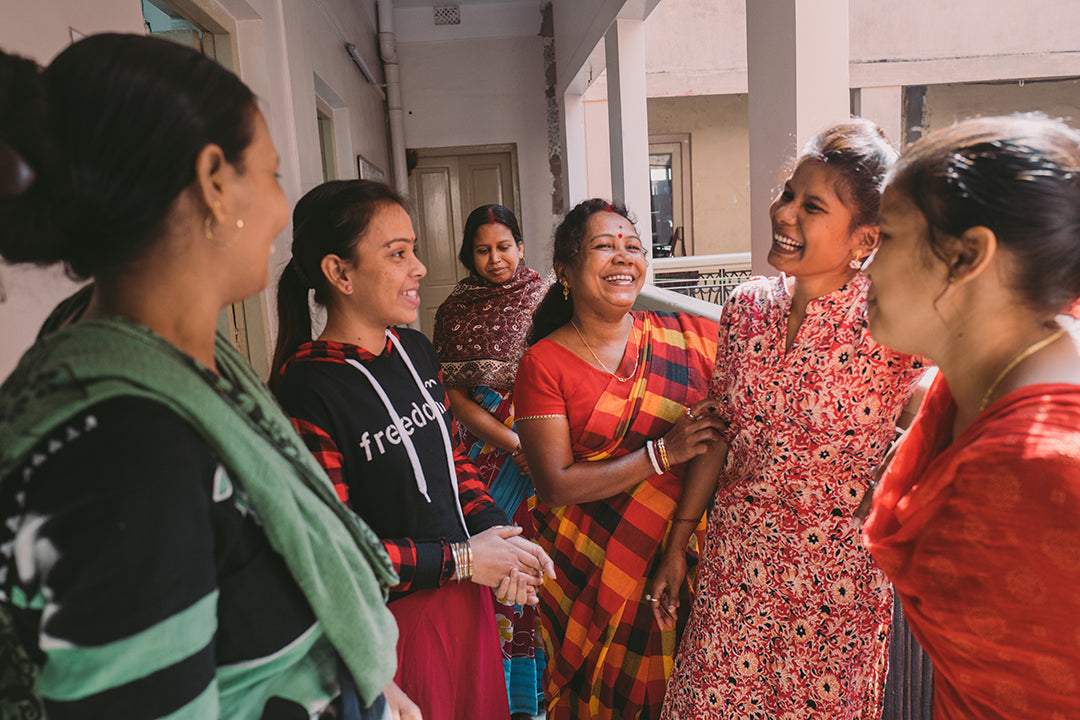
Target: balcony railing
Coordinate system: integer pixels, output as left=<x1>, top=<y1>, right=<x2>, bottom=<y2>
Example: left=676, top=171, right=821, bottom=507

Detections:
left=653, top=268, right=753, bottom=305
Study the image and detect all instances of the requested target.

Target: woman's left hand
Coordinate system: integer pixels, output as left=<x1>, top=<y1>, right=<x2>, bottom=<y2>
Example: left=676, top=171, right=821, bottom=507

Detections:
left=494, top=567, right=539, bottom=606
left=660, top=399, right=727, bottom=468
left=508, top=444, right=530, bottom=474
left=505, top=533, right=557, bottom=582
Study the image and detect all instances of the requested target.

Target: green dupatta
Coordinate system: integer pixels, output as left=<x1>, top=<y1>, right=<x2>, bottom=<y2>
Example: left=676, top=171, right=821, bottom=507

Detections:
left=0, top=288, right=399, bottom=710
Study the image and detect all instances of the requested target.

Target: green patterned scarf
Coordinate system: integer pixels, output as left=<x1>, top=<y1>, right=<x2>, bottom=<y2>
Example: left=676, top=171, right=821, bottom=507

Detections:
left=0, top=287, right=399, bottom=712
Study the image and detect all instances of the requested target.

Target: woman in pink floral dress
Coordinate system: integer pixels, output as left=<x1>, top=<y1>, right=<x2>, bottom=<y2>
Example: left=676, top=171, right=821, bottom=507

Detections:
left=648, top=120, right=927, bottom=719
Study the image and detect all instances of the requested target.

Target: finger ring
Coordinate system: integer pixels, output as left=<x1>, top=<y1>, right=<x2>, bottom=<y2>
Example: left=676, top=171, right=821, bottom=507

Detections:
left=685, top=407, right=697, bottom=421
left=644, top=594, right=659, bottom=603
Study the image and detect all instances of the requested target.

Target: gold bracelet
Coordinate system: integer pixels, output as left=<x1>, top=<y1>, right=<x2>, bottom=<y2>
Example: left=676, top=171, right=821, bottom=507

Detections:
left=656, top=437, right=671, bottom=473
left=452, top=541, right=473, bottom=582
left=451, top=541, right=463, bottom=582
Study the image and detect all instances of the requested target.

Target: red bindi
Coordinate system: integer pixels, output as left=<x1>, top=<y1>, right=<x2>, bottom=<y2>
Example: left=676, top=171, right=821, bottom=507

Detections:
left=618, top=233, right=623, bottom=238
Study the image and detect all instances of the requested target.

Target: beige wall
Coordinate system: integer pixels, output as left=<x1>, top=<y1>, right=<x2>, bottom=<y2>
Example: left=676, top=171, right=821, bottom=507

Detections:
left=396, top=34, right=554, bottom=263
left=647, top=94, right=751, bottom=256
left=923, top=77, right=1080, bottom=135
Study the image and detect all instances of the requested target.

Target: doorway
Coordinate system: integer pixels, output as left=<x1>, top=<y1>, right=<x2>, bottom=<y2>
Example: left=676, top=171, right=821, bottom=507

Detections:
left=141, top=0, right=274, bottom=374
left=408, top=145, right=521, bottom=336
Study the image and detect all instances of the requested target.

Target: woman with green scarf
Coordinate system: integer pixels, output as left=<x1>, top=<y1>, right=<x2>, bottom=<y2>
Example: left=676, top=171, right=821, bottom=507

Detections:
left=0, top=34, right=411, bottom=719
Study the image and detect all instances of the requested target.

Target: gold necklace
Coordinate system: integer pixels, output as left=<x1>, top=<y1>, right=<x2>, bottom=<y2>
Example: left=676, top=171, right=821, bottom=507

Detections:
left=570, top=319, right=638, bottom=383
left=979, top=326, right=1066, bottom=411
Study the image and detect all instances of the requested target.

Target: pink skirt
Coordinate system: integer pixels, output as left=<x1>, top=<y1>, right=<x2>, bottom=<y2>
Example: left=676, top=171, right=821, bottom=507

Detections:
left=390, top=581, right=510, bottom=720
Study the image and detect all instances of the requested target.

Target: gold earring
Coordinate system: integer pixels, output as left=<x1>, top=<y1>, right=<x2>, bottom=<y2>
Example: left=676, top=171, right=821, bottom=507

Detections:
left=561, top=280, right=569, bottom=301
left=204, top=213, right=214, bottom=241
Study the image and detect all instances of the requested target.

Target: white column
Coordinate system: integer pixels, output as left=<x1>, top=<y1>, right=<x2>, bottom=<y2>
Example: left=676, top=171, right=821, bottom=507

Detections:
left=605, top=17, right=653, bottom=258
left=746, top=0, right=850, bottom=275
left=563, top=91, right=589, bottom=208
left=853, top=86, right=904, bottom=150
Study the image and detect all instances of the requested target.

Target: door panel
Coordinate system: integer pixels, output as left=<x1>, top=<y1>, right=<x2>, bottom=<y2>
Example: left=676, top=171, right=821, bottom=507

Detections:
left=460, top=153, right=513, bottom=211
left=410, top=148, right=518, bottom=337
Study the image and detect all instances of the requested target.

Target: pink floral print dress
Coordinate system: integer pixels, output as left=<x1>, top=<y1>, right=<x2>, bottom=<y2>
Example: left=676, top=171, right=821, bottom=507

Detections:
left=662, top=274, right=926, bottom=720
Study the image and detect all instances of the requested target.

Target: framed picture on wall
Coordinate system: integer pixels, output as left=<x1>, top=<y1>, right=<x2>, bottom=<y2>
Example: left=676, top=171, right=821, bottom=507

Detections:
left=357, top=154, right=385, bottom=181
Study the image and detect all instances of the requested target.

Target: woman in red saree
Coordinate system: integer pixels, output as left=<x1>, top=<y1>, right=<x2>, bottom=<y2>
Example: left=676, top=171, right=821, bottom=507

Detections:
left=514, top=199, right=724, bottom=719
left=863, top=114, right=1080, bottom=719
left=433, top=204, right=548, bottom=717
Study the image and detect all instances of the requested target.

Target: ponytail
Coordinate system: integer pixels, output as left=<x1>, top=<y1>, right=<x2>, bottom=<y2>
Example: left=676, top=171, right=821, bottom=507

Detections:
left=269, top=258, right=314, bottom=388
left=528, top=283, right=573, bottom=345
left=271, top=180, right=407, bottom=383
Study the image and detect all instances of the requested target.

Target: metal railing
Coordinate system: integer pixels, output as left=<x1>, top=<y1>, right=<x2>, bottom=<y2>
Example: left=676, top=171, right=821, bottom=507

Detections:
left=653, top=268, right=753, bottom=305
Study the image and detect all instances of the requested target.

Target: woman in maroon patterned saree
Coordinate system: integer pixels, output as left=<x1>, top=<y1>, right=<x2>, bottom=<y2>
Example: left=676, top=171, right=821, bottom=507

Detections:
left=433, top=204, right=548, bottom=717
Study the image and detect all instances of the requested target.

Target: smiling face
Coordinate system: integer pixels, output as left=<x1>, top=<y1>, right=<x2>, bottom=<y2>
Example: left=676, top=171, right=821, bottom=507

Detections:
left=864, top=185, right=950, bottom=356
left=471, top=222, right=522, bottom=284
left=561, top=211, right=646, bottom=317
left=347, top=202, right=427, bottom=330
left=769, top=160, right=873, bottom=292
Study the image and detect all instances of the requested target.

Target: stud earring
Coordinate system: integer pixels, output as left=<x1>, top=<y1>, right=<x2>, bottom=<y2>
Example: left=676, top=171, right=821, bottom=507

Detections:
left=236, top=219, right=244, bottom=229
left=344, top=283, right=353, bottom=293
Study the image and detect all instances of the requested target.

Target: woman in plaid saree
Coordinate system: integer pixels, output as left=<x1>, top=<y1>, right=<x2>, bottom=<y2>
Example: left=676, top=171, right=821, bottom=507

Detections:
left=514, top=199, right=723, bottom=718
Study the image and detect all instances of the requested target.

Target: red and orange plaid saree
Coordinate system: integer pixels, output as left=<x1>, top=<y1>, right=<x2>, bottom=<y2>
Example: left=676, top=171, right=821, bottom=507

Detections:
left=515, top=311, right=718, bottom=719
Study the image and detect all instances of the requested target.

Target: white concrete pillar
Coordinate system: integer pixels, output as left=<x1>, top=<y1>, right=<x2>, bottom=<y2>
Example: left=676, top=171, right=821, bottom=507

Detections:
left=563, top=92, right=589, bottom=208
left=746, top=0, right=850, bottom=275
left=604, top=17, right=653, bottom=257
left=853, top=86, right=904, bottom=150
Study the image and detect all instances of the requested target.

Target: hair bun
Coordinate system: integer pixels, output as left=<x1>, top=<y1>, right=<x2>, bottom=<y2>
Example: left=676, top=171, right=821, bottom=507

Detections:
left=0, top=50, right=66, bottom=266
left=0, top=141, right=36, bottom=197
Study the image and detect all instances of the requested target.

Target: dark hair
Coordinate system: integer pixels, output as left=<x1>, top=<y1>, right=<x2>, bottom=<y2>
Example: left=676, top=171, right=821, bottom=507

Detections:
left=796, top=118, right=898, bottom=229
left=0, top=34, right=256, bottom=278
left=527, top=198, right=634, bottom=344
left=458, top=204, right=523, bottom=274
left=890, top=113, right=1080, bottom=315
left=271, top=180, right=407, bottom=382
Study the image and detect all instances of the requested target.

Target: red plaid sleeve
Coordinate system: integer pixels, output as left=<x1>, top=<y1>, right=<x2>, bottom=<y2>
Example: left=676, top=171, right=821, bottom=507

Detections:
left=382, top=538, right=455, bottom=593
left=289, top=418, right=348, bottom=504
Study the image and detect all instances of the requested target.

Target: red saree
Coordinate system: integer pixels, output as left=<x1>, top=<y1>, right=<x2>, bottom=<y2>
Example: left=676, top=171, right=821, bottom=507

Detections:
left=864, top=374, right=1080, bottom=720
left=514, top=311, right=718, bottom=719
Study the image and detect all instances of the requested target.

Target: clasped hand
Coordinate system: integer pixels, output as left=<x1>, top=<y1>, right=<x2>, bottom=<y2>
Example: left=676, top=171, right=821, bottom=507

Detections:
left=468, top=525, right=556, bottom=606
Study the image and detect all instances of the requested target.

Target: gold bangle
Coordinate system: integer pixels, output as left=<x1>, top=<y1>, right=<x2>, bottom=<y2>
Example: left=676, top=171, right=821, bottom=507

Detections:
left=656, top=437, right=671, bottom=473
left=451, top=541, right=463, bottom=582
left=452, top=540, right=473, bottom=582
